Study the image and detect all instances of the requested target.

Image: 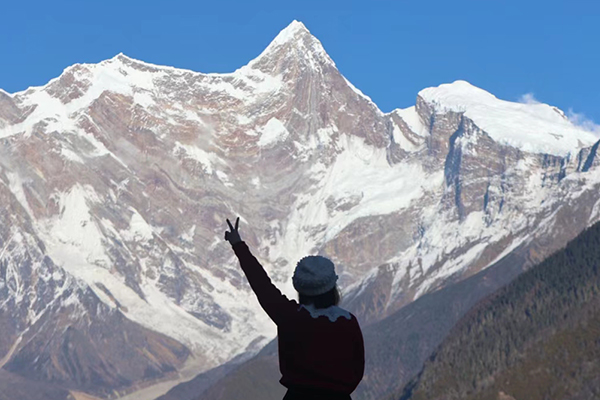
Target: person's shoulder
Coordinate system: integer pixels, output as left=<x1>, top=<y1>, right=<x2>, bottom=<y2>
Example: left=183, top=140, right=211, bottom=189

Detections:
left=343, top=310, right=363, bottom=327
left=333, top=305, right=353, bottom=321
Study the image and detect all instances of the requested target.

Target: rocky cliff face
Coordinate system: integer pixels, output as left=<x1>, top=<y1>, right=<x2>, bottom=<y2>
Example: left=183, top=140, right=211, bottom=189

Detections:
left=1, top=20, right=600, bottom=397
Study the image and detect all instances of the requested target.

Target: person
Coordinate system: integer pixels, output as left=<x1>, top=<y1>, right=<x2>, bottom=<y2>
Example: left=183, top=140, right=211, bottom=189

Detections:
left=225, top=217, right=365, bottom=400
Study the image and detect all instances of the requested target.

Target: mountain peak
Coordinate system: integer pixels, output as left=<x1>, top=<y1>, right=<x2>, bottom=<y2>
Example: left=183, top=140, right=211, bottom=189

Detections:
left=418, top=80, right=598, bottom=156
left=248, top=20, right=335, bottom=72
left=103, top=52, right=160, bottom=71
left=419, top=80, right=498, bottom=106
left=111, top=52, right=134, bottom=63
left=270, top=20, right=311, bottom=46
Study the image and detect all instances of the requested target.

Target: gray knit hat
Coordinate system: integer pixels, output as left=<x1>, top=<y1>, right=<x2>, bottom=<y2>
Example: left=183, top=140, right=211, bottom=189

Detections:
left=292, top=255, right=338, bottom=296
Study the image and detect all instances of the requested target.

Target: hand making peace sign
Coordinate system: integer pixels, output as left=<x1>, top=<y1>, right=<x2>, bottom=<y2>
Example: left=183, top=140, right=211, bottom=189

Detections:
left=225, top=217, right=242, bottom=245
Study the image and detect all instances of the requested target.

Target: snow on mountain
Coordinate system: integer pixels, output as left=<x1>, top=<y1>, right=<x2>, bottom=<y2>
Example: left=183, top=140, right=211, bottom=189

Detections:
left=257, top=117, right=290, bottom=147
left=418, top=80, right=598, bottom=156
left=391, top=106, right=429, bottom=152
left=2, top=20, right=600, bottom=398
left=248, top=20, right=335, bottom=72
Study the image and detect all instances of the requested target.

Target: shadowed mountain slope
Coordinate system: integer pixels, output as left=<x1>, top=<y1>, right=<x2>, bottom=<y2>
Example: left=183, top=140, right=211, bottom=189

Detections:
left=0, top=370, right=71, bottom=400
left=397, top=220, right=600, bottom=400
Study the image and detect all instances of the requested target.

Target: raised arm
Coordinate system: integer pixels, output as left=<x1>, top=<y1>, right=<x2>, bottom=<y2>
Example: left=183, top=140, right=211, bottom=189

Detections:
left=225, top=218, right=296, bottom=325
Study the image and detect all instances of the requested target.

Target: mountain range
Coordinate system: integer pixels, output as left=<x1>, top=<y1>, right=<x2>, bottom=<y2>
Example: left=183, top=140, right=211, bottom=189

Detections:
left=1, top=20, right=600, bottom=399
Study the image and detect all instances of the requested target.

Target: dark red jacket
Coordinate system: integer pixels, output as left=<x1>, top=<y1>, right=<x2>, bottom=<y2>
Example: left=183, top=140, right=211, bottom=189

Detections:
left=233, top=242, right=365, bottom=394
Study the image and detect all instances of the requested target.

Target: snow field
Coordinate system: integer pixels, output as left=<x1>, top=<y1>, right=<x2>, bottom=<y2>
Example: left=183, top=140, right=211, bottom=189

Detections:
left=35, top=184, right=269, bottom=368
left=419, top=80, right=598, bottom=156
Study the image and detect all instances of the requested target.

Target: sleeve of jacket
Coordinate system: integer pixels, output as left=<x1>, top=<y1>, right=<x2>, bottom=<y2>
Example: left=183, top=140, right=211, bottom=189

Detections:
left=232, top=241, right=297, bottom=325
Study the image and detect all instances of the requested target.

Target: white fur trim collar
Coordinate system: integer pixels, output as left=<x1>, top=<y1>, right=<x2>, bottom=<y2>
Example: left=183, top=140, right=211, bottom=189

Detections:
left=300, top=304, right=352, bottom=322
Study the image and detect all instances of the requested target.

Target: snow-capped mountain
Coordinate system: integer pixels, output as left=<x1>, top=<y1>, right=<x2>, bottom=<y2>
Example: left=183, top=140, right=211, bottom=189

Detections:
left=1, top=20, right=600, bottom=397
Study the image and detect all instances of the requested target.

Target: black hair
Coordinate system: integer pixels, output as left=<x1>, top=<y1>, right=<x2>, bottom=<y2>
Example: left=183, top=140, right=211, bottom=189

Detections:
left=298, top=286, right=341, bottom=309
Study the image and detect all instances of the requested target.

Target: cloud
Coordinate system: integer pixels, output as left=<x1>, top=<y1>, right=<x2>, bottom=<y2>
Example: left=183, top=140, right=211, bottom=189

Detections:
left=567, top=109, right=600, bottom=136
left=518, top=92, right=541, bottom=105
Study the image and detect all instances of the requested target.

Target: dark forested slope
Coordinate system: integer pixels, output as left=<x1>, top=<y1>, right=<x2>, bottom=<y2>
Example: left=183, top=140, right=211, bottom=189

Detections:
left=397, top=220, right=600, bottom=400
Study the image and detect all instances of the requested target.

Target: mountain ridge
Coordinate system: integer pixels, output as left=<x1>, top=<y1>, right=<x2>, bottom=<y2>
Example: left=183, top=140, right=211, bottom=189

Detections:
left=2, top=20, right=600, bottom=399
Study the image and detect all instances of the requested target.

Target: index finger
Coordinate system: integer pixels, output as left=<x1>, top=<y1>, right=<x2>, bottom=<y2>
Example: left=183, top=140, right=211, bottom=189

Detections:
left=227, top=219, right=234, bottom=231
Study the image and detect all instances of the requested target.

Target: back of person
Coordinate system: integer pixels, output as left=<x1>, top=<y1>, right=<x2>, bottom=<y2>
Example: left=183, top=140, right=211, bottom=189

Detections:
left=278, top=304, right=364, bottom=396
left=225, top=217, right=365, bottom=399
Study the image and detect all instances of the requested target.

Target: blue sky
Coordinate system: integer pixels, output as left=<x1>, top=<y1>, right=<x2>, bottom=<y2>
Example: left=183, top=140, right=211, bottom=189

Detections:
left=1, top=0, right=598, bottom=127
